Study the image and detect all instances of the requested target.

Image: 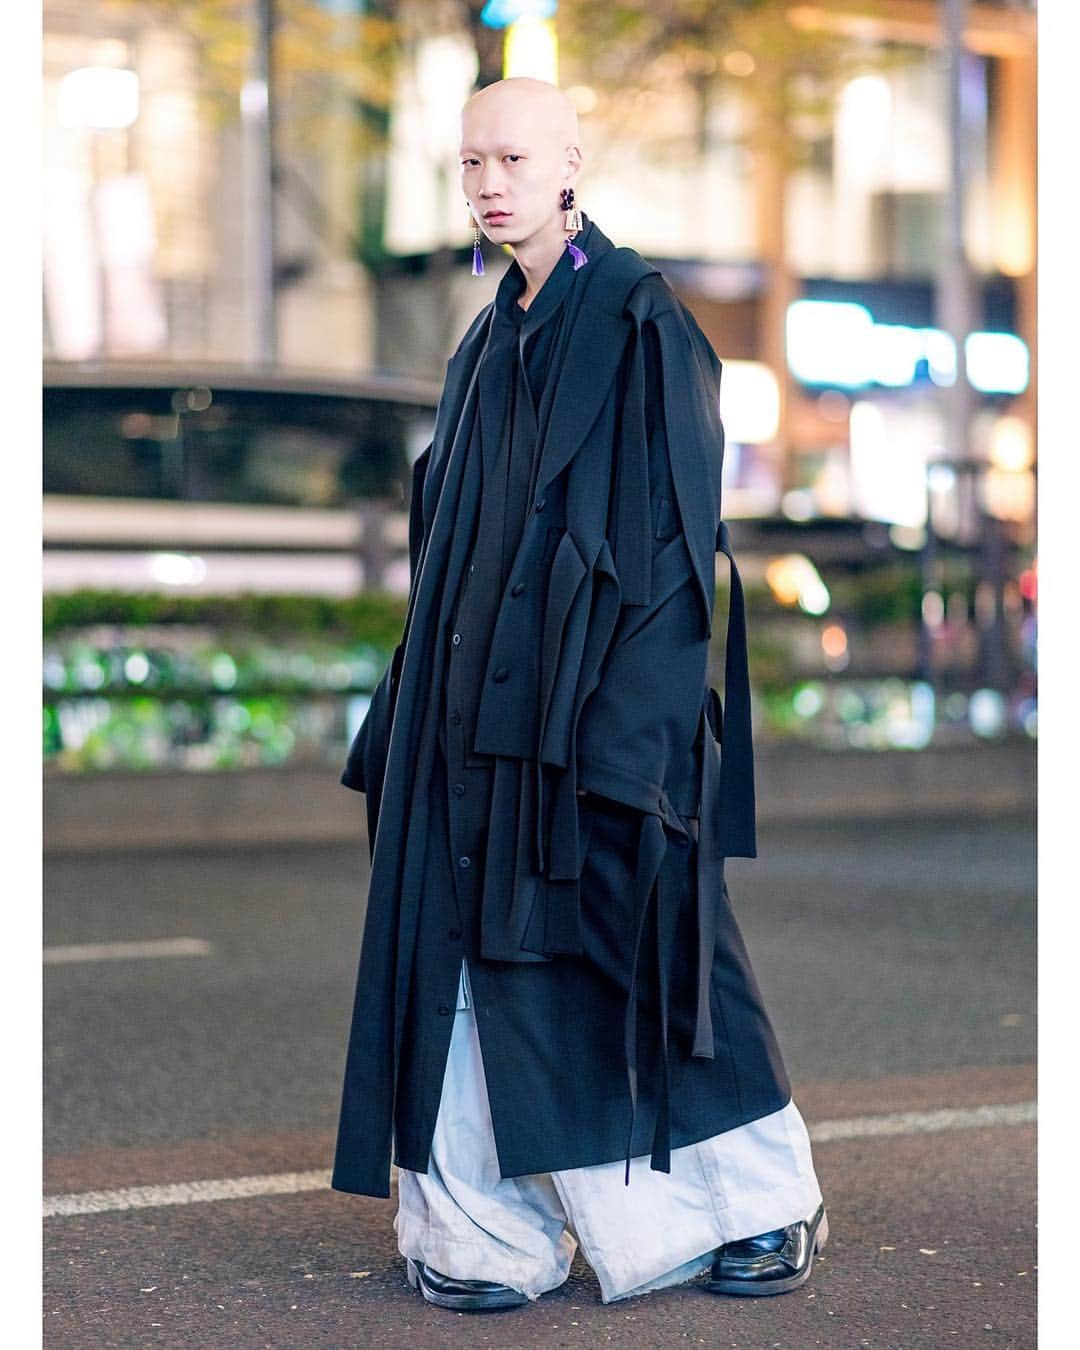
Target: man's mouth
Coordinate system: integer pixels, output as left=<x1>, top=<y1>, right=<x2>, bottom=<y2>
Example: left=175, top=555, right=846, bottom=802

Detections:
left=483, top=210, right=511, bottom=222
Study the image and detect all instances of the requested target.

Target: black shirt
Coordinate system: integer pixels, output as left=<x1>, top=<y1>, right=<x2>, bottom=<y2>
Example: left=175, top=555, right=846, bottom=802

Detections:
left=444, top=244, right=578, bottom=762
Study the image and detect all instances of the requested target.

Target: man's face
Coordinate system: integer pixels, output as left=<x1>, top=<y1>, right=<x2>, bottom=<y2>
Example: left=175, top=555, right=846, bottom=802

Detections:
left=459, top=89, right=576, bottom=249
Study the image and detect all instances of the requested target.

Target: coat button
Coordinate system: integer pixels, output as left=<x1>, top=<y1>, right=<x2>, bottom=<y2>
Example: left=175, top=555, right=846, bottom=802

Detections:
left=534, top=497, right=546, bottom=512
left=450, top=711, right=462, bottom=725
left=452, top=632, right=462, bottom=645
left=453, top=782, right=466, bottom=796
left=438, top=1004, right=452, bottom=1016
left=511, top=582, right=525, bottom=596
left=458, top=855, right=471, bottom=868
left=448, top=927, right=462, bottom=940
left=492, top=667, right=509, bottom=683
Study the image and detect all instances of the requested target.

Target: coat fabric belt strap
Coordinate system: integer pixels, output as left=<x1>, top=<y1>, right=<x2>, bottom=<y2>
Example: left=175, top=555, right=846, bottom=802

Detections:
left=622, top=516, right=757, bottom=1178
left=690, top=518, right=757, bottom=1062
left=713, top=519, right=757, bottom=860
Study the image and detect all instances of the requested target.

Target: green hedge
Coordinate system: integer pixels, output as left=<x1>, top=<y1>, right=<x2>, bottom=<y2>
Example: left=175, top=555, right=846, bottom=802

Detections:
left=43, top=566, right=927, bottom=638
left=44, top=589, right=410, bottom=651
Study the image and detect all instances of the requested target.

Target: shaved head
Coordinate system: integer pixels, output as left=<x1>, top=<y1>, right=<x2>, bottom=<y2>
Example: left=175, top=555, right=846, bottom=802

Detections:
left=460, top=78, right=584, bottom=263
left=460, top=78, right=580, bottom=156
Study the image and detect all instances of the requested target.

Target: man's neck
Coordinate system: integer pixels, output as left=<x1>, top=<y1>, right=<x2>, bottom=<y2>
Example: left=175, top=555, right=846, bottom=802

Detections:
left=510, top=223, right=566, bottom=311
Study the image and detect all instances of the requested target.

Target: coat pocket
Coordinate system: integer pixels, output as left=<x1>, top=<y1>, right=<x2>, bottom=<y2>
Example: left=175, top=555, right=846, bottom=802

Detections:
left=576, top=791, right=653, bottom=987
left=577, top=791, right=642, bottom=881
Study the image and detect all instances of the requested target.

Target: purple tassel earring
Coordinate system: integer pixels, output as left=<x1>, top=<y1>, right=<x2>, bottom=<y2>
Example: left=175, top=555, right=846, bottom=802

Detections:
left=560, top=187, right=588, bottom=269
left=470, top=213, right=484, bottom=276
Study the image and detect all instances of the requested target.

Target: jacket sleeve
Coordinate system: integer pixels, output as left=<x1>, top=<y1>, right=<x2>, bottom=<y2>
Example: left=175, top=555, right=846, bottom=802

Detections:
left=340, top=441, right=432, bottom=798
left=575, top=320, right=710, bottom=822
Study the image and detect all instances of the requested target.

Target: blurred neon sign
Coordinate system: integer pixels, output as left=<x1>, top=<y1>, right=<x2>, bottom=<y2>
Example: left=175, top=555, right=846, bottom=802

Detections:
left=481, top=0, right=557, bottom=26
left=786, top=299, right=1029, bottom=395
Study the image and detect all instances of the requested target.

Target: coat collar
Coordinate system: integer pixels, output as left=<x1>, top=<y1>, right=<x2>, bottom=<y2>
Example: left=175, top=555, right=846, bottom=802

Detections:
left=492, top=228, right=578, bottom=335
left=437, top=214, right=660, bottom=507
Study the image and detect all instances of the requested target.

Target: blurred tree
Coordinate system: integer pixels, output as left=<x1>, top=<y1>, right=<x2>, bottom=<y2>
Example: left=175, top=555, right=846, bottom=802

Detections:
left=106, top=0, right=402, bottom=147
left=555, top=0, right=908, bottom=171
left=550, top=0, right=912, bottom=494
left=102, top=2, right=474, bottom=275
left=99, top=2, right=913, bottom=375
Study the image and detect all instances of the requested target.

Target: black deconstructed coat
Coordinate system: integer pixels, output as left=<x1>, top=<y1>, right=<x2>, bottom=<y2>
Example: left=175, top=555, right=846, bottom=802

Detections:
left=332, top=214, right=791, bottom=1199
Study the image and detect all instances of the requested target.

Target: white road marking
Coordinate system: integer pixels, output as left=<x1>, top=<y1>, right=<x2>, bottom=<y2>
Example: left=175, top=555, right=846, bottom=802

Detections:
left=43, top=1100, right=1035, bottom=1220
left=809, top=1100, right=1036, bottom=1141
left=44, top=938, right=214, bottom=965
left=45, top=1170, right=333, bottom=1217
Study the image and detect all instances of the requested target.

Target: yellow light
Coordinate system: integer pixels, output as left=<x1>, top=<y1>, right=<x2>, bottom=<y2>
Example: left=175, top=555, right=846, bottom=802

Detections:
left=765, top=556, right=802, bottom=607
left=723, top=51, right=756, bottom=78
left=765, top=553, right=831, bottom=614
left=988, top=415, right=1034, bottom=472
left=981, top=468, right=1036, bottom=523
left=504, top=18, right=558, bottom=82
left=993, top=197, right=1036, bottom=276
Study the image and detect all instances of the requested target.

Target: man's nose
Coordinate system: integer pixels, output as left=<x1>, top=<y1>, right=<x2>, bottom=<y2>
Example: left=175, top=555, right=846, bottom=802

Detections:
left=478, top=166, right=505, bottom=197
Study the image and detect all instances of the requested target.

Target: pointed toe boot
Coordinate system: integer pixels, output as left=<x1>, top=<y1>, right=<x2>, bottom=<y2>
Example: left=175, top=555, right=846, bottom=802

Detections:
left=706, top=1202, right=828, bottom=1297
left=405, top=1258, right=530, bottom=1312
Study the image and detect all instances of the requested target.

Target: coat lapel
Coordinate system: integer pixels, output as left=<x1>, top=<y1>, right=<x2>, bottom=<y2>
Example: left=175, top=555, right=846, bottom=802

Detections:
left=532, top=235, right=659, bottom=498
left=434, top=217, right=660, bottom=515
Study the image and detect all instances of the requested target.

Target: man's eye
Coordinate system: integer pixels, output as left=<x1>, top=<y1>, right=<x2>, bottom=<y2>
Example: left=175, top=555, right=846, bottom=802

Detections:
left=506, top=155, right=522, bottom=162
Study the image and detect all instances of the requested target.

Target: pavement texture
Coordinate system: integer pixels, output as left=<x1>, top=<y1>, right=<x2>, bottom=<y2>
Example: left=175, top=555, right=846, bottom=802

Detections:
left=44, top=810, right=1036, bottom=1348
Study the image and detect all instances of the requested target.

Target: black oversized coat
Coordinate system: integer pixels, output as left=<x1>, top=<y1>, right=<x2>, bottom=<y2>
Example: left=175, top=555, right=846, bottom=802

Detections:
left=332, top=215, right=791, bottom=1198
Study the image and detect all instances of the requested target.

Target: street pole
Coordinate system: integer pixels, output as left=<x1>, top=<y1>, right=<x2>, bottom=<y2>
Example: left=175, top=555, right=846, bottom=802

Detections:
left=243, top=0, right=278, bottom=366
left=929, top=0, right=978, bottom=725
left=937, top=0, right=977, bottom=488
left=938, top=0, right=1011, bottom=703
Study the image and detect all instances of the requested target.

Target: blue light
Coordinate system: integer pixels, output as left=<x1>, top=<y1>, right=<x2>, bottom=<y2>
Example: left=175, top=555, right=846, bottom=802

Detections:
left=786, top=300, right=875, bottom=388
left=786, top=299, right=1030, bottom=395
left=481, top=0, right=557, bottom=28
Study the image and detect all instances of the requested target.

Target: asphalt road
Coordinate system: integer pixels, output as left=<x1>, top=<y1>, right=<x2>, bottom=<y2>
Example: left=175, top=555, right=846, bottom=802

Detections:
left=44, top=810, right=1036, bottom=1348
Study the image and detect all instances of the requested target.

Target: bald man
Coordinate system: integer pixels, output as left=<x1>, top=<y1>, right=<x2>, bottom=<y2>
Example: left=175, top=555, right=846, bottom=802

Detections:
left=333, top=77, right=828, bottom=1311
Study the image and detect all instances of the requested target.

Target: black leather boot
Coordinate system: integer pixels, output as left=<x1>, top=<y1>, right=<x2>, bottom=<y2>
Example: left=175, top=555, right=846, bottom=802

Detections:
left=405, top=1257, right=530, bottom=1311
left=705, top=1202, right=828, bottom=1296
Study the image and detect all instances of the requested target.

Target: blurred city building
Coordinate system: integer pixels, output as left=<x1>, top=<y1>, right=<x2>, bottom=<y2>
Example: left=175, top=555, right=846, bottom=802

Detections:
left=43, top=0, right=1036, bottom=529
left=42, top=1, right=1037, bottom=773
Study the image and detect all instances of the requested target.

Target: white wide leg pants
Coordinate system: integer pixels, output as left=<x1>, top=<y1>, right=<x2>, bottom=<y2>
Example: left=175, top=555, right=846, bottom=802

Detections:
left=395, top=962, right=823, bottom=1303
